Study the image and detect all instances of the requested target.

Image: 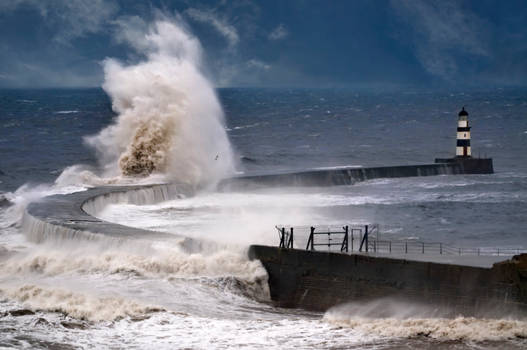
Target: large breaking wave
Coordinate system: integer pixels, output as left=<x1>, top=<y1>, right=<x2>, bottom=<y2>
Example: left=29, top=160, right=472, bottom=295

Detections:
left=86, top=18, right=235, bottom=186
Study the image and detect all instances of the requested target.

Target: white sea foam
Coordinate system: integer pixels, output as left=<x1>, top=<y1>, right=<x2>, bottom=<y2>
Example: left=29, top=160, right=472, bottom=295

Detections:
left=0, top=284, right=163, bottom=322
left=325, top=314, right=527, bottom=341
left=232, top=123, right=260, bottom=130
left=313, top=165, right=363, bottom=170
left=1, top=183, right=87, bottom=228
left=0, top=246, right=267, bottom=281
left=324, top=301, right=527, bottom=341
left=54, top=110, right=79, bottom=114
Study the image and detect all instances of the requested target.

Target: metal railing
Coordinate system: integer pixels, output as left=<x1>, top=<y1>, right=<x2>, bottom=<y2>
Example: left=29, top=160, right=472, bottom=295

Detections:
left=277, top=224, right=378, bottom=253
left=367, top=240, right=525, bottom=256
left=276, top=225, right=526, bottom=257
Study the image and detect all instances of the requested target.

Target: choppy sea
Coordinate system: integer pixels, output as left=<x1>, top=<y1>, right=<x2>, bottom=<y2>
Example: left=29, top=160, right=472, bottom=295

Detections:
left=0, top=88, right=526, bottom=349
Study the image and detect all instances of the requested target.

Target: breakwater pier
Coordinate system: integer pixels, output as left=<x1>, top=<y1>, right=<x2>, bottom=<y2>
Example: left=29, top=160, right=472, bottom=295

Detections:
left=221, top=157, right=493, bottom=189
left=23, top=158, right=508, bottom=317
left=248, top=225, right=527, bottom=316
left=249, top=239, right=527, bottom=317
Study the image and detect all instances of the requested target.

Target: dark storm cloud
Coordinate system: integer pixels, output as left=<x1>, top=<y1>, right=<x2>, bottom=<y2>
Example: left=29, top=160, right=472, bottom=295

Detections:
left=0, top=0, right=526, bottom=88
left=0, top=0, right=119, bottom=87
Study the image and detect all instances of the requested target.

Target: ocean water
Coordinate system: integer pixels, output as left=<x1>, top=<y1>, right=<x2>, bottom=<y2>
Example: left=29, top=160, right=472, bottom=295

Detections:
left=1, top=87, right=527, bottom=349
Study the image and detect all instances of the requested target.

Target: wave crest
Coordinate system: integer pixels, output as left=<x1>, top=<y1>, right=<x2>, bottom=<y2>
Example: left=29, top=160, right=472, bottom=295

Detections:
left=86, top=19, right=236, bottom=186
left=1, top=285, right=163, bottom=322
left=0, top=247, right=267, bottom=281
left=324, top=301, right=527, bottom=341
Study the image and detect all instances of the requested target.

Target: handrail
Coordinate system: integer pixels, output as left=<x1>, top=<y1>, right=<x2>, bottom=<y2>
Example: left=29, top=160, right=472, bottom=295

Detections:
left=275, top=225, right=526, bottom=257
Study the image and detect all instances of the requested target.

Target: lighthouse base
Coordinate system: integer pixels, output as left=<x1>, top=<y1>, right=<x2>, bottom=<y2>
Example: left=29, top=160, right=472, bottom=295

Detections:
left=434, top=157, right=493, bottom=174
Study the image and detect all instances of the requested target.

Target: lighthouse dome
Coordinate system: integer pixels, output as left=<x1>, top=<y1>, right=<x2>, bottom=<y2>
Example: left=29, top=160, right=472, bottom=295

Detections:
left=458, top=107, right=469, bottom=116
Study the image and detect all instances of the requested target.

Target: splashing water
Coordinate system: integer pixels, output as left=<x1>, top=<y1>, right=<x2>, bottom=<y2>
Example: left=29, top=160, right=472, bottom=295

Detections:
left=0, top=284, right=164, bottom=322
left=324, top=300, right=527, bottom=341
left=0, top=18, right=237, bottom=229
left=86, top=19, right=236, bottom=186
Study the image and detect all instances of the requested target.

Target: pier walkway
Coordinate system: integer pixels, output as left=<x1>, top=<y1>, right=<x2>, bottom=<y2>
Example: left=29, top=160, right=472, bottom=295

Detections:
left=276, top=225, right=525, bottom=268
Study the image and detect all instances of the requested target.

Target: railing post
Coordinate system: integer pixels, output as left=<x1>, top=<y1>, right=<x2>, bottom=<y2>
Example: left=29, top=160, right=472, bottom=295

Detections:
left=373, top=240, right=376, bottom=253
left=440, top=243, right=442, bottom=255
left=279, top=227, right=285, bottom=248
left=389, top=241, right=391, bottom=253
left=346, top=226, right=349, bottom=252
left=306, top=227, right=314, bottom=250
left=288, top=227, right=294, bottom=249
left=311, top=226, right=315, bottom=250
left=422, top=242, right=424, bottom=254
left=405, top=241, right=408, bottom=254
left=359, top=225, right=369, bottom=252
left=341, top=226, right=349, bottom=253
left=365, top=225, right=369, bottom=252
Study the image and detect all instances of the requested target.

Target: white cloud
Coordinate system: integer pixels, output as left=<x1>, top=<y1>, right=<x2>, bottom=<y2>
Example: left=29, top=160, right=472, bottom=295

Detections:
left=112, top=15, right=151, bottom=52
left=54, top=0, right=118, bottom=42
left=391, top=0, right=490, bottom=79
left=268, top=24, right=288, bottom=41
left=185, top=8, right=239, bottom=47
left=246, top=59, right=271, bottom=70
left=0, top=0, right=118, bottom=43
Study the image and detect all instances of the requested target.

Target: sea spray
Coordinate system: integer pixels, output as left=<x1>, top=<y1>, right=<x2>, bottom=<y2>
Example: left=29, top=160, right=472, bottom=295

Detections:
left=4, top=17, right=236, bottom=234
left=86, top=18, right=236, bottom=186
left=324, top=301, right=527, bottom=341
left=1, top=183, right=87, bottom=228
left=0, top=246, right=267, bottom=281
left=0, top=245, right=270, bottom=309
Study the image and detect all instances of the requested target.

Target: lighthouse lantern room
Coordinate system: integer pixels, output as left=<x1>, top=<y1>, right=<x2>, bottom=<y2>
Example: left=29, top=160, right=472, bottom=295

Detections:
left=456, top=107, right=471, bottom=157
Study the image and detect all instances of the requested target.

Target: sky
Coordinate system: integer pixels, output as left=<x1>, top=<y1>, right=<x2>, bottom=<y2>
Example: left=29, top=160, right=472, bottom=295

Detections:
left=0, top=0, right=526, bottom=89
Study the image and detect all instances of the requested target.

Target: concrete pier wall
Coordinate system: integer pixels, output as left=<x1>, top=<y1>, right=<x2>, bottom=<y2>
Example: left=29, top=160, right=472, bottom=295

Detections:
left=221, top=158, right=492, bottom=189
left=220, top=164, right=459, bottom=188
left=434, top=157, right=493, bottom=174
left=23, top=184, right=197, bottom=249
left=248, top=245, right=527, bottom=317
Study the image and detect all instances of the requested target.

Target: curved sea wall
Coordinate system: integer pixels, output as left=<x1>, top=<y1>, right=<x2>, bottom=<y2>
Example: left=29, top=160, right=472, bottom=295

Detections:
left=22, top=183, right=197, bottom=249
left=22, top=161, right=493, bottom=248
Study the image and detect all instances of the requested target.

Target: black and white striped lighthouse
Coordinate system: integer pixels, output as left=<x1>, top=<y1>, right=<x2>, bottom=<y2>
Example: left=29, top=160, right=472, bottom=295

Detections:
left=435, top=106, right=493, bottom=173
left=456, top=107, right=471, bottom=157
